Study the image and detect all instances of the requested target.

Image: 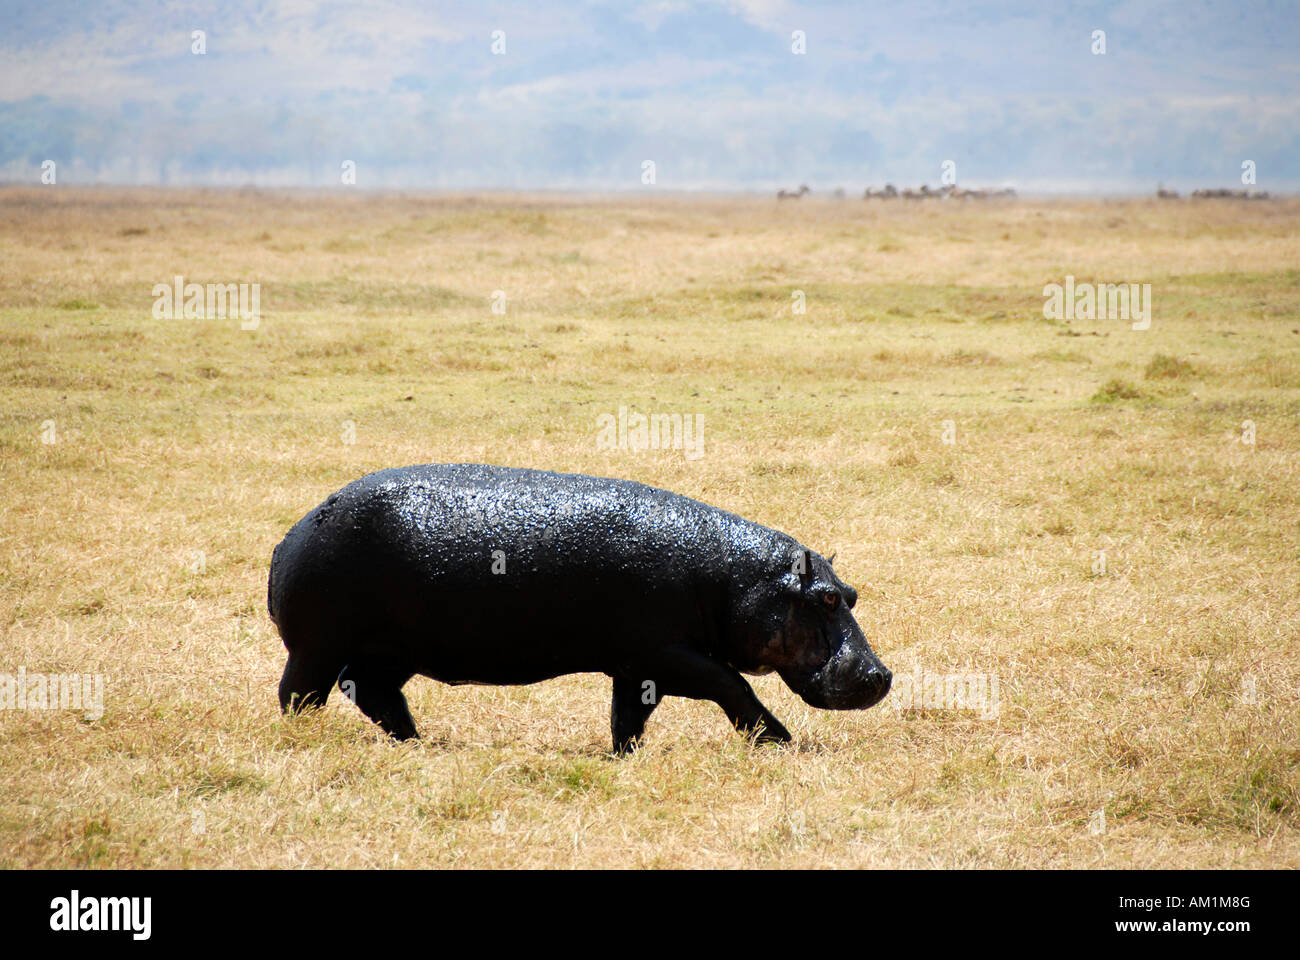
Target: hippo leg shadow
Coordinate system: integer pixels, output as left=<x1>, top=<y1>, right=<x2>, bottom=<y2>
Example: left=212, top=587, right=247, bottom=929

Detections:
left=337, top=661, right=420, bottom=741
left=620, top=647, right=791, bottom=752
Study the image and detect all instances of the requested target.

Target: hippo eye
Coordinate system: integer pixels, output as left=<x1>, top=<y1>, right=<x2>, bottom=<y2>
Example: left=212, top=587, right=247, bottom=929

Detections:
left=821, top=591, right=839, bottom=609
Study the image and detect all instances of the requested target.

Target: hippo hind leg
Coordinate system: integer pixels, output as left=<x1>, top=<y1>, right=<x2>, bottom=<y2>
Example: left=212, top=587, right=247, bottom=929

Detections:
left=279, top=651, right=344, bottom=714
left=610, top=675, right=661, bottom=755
left=338, top=661, right=419, bottom=741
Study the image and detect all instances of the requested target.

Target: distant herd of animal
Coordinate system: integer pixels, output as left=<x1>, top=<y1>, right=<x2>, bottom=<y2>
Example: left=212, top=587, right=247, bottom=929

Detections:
left=1156, top=185, right=1271, bottom=200
left=775, top=183, right=1275, bottom=201
left=777, top=183, right=1018, bottom=201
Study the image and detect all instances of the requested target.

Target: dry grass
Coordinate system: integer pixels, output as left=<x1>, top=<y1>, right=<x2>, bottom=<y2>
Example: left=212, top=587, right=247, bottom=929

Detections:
left=1, top=187, right=1298, bottom=868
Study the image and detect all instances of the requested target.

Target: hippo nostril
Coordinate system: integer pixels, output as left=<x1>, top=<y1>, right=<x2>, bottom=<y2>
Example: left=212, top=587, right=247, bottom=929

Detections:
left=867, top=666, right=892, bottom=697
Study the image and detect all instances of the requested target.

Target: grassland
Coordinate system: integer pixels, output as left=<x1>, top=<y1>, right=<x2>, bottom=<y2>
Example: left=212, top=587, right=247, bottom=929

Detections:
left=1, top=187, right=1297, bottom=868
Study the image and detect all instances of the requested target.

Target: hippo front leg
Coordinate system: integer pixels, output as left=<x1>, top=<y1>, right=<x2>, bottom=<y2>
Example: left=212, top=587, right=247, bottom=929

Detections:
left=610, top=675, right=660, bottom=755
left=631, top=647, right=792, bottom=748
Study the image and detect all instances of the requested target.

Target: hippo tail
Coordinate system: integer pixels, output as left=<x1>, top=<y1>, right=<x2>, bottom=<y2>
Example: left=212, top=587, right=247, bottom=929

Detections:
left=267, top=540, right=283, bottom=627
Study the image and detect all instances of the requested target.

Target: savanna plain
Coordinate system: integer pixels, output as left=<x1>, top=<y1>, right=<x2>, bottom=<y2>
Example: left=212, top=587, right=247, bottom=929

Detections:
left=1, top=187, right=1297, bottom=867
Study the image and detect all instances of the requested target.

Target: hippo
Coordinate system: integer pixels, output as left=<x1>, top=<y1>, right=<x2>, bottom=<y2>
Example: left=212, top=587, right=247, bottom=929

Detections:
left=268, top=464, right=891, bottom=753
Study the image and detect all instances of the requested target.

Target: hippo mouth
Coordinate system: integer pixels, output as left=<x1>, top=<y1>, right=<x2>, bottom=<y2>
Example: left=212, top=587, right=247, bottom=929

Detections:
left=786, top=640, right=892, bottom=710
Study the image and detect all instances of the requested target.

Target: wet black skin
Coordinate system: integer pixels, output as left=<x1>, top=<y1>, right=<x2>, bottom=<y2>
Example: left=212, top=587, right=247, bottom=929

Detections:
left=268, top=463, right=891, bottom=754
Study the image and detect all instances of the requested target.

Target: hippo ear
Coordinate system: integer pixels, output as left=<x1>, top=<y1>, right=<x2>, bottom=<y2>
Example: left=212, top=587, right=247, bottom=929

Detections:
left=828, top=551, right=837, bottom=566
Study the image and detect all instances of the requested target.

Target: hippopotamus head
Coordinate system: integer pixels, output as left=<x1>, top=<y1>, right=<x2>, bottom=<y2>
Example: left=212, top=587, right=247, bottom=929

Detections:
left=727, top=547, right=891, bottom=710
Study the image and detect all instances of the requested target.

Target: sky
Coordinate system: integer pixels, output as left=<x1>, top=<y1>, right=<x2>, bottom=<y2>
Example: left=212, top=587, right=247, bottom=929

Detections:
left=1, top=0, right=1297, bottom=192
